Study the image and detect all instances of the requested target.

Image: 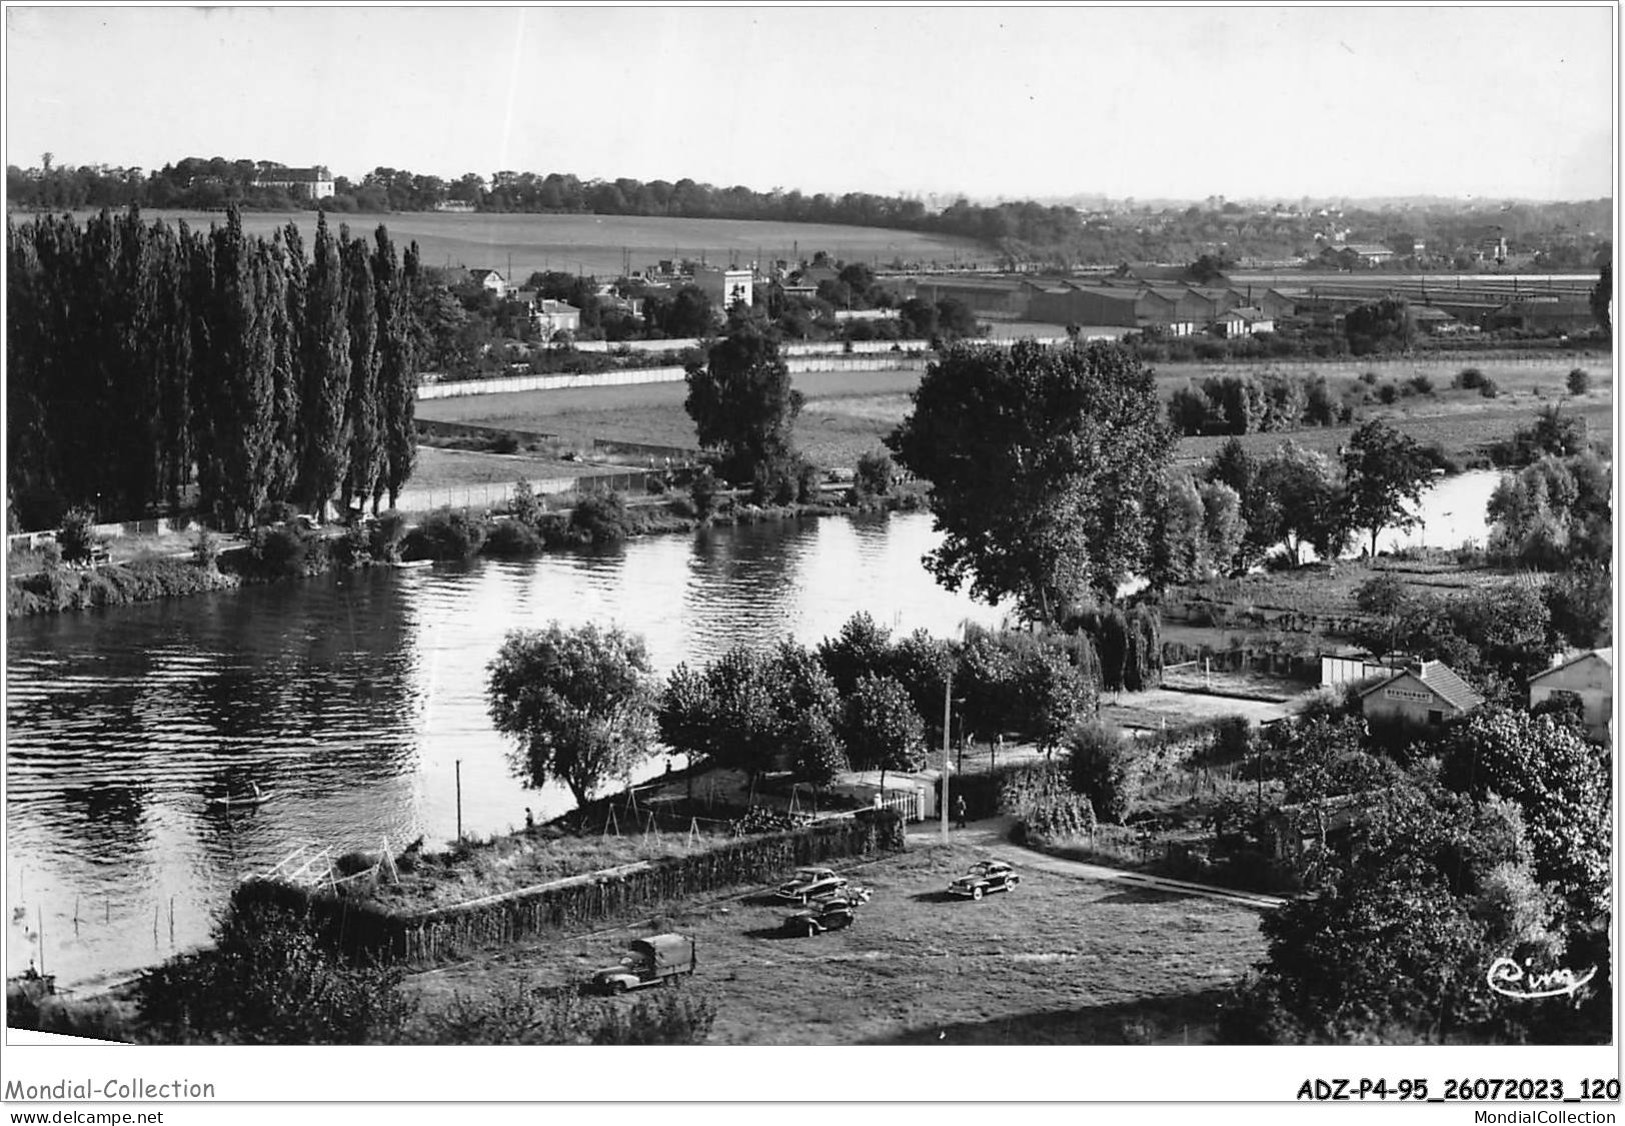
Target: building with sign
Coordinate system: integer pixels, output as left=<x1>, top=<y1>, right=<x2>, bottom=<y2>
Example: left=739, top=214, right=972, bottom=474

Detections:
left=1357, top=660, right=1484, bottom=726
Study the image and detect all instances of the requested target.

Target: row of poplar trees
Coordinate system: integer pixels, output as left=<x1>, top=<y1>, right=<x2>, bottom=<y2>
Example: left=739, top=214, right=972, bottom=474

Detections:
left=8, top=205, right=422, bottom=531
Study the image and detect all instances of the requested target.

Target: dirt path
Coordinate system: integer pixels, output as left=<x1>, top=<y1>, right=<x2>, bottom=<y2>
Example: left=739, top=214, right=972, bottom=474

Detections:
left=907, top=817, right=1286, bottom=912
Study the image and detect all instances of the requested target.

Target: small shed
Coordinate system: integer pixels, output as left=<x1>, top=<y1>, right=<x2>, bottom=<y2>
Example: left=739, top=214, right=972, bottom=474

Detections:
left=1357, top=660, right=1483, bottom=726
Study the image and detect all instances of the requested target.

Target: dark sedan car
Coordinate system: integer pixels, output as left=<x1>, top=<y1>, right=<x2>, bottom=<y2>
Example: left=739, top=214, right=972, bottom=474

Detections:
left=782, top=887, right=871, bottom=936
left=948, top=860, right=1020, bottom=900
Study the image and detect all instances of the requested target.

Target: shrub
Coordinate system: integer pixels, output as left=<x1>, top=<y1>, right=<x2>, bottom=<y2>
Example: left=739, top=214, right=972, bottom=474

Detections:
left=255, top=501, right=300, bottom=526
left=688, top=467, right=719, bottom=518
left=331, top=523, right=372, bottom=568
left=191, top=528, right=220, bottom=571
left=483, top=518, right=543, bottom=556
left=1065, top=723, right=1140, bottom=825
left=369, top=511, right=408, bottom=561
left=1359, top=370, right=1379, bottom=386
left=1168, top=384, right=1212, bottom=435
left=794, top=458, right=822, bottom=504
left=132, top=895, right=412, bottom=1044
left=1453, top=366, right=1487, bottom=390
left=245, top=524, right=309, bottom=579
left=1377, top=382, right=1400, bottom=405
left=412, top=982, right=716, bottom=1045
left=1567, top=367, right=1591, bottom=396
left=492, top=434, right=520, bottom=455
left=854, top=449, right=896, bottom=498
left=56, top=507, right=98, bottom=564
left=404, top=508, right=487, bottom=560
left=1408, top=373, right=1434, bottom=395
left=1478, top=378, right=1500, bottom=399
left=569, top=491, right=633, bottom=543
left=999, top=763, right=1097, bottom=843
left=508, top=479, right=543, bottom=525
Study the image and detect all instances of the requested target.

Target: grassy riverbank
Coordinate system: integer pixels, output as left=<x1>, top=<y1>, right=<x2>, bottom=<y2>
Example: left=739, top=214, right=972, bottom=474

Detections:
left=5, top=486, right=927, bottom=618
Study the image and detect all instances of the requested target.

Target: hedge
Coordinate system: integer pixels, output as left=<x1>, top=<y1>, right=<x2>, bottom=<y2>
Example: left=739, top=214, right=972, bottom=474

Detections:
left=242, top=809, right=904, bottom=963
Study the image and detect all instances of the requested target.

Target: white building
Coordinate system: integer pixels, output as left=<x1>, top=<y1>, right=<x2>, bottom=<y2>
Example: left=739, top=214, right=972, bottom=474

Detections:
left=1528, top=648, right=1613, bottom=743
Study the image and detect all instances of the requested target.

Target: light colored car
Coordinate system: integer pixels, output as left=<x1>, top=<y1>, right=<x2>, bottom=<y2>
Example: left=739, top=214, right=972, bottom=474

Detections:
left=773, top=866, right=848, bottom=904
left=948, top=860, right=1020, bottom=900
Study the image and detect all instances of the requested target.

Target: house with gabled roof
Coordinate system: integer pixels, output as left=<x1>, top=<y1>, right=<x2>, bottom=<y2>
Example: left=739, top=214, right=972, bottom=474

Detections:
left=1357, top=659, right=1484, bottom=727
left=1528, top=648, right=1613, bottom=743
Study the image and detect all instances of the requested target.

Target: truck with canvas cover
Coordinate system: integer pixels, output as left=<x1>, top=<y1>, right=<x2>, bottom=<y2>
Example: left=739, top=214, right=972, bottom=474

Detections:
left=589, top=933, right=697, bottom=993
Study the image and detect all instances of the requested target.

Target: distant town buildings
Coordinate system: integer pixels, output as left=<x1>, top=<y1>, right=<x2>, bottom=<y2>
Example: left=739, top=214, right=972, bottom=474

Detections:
left=692, top=265, right=754, bottom=311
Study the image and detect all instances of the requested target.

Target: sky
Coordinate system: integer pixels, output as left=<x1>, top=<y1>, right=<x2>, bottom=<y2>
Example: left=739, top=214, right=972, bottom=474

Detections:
left=2, top=4, right=1617, bottom=203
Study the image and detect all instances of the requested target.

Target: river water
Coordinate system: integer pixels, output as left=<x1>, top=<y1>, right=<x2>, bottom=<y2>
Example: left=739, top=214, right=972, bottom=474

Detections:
left=5, top=512, right=1015, bottom=988
left=3, top=476, right=1500, bottom=989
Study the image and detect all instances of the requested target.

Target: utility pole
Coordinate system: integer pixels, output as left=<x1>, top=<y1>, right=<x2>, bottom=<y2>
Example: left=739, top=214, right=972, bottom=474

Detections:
left=455, top=758, right=463, bottom=841
left=941, top=673, right=952, bottom=837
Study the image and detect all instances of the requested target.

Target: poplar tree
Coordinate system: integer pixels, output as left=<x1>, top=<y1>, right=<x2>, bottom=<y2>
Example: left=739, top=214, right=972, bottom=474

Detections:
left=267, top=224, right=306, bottom=504
left=296, top=212, right=350, bottom=518
left=340, top=230, right=380, bottom=512
left=371, top=227, right=418, bottom=512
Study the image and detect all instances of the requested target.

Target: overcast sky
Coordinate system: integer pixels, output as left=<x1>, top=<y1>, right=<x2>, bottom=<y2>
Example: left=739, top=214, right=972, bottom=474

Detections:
left=4, top=5, right=1616, bottom=203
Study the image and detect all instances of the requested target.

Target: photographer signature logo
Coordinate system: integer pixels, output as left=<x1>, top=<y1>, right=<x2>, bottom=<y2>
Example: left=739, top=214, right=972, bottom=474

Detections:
left=1486, top=957, right=1597, bottom=999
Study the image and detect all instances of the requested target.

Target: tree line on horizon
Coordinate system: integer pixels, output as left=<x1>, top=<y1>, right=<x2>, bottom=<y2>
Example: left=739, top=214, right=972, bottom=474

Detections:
left=11, top=156, right=1610, bottom=271
left=7, top=206, right=423, bottom=532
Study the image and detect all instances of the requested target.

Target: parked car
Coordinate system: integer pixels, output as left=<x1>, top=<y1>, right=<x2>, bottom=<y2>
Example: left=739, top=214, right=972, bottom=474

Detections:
left=773, top=866, right=848, bottom=904
left=588, top=933, right=697, bottom=994
left=783, top=887, right=871, bottom=936
left=948, top=860, right=1020, bottom=900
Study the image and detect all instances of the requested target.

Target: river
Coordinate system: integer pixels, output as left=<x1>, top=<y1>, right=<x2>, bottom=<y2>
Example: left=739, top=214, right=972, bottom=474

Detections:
left=3, top=475, right=1501, bottom=989
left=5, top=512, right=1015, bottom=988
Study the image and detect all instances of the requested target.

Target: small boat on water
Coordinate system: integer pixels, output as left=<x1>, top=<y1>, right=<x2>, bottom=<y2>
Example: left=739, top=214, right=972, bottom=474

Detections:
left=204, top=782, right=269, bottom=810
left=391, top=559, right=433, bottom=570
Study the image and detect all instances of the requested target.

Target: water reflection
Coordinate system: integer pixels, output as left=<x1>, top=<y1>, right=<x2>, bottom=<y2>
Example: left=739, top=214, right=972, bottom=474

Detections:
left=6, top=512, right=1011, bottom=987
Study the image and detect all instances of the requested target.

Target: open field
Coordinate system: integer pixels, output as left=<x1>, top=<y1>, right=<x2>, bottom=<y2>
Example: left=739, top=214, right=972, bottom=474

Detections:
left=403, top=838, right=1266, bottom=1045
left=418, top=352, right=1612, bottom=473
left=417, top=366, right=926, bottom=469
left=103, top=210, right=989, bottom=280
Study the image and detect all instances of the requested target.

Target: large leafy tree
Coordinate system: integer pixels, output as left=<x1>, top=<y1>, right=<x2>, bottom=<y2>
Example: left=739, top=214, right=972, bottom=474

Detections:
left=684, top=313, right=804, bottom=487
left=887, top=340, right=1172, bottom=620
left=815, top=611, right=895, bottom=697
left=841, top=672, right=926, bottom=794
left=1259, top=441, right=1345, bottom=565
left=486, top=624, right=658, bottom=806
left=1340, top=419, right=1433, bottom=558
left=1440, top=707, right=1611, bottom=927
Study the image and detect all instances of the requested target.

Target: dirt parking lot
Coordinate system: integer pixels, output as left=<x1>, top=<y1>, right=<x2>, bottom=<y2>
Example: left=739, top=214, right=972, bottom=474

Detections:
left=405, top=837, right=1267, bottom=1045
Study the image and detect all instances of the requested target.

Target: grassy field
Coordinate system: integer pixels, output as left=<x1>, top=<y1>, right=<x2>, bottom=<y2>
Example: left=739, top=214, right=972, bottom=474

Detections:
left=119, top=210, right=989, bottom=281
left=403, top=839, right=1266, bottom=1045
left=416, top=367, right=925, bottom=470
left=416, top=352, right=1613, bottom=475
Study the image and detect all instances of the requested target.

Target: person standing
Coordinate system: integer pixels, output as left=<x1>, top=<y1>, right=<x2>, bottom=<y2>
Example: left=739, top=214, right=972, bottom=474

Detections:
left=953, top=794, right=967, bottom=830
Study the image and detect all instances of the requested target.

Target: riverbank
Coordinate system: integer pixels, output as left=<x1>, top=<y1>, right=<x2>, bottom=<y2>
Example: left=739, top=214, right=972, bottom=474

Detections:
left=4, top=487, right=929, bottom=618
